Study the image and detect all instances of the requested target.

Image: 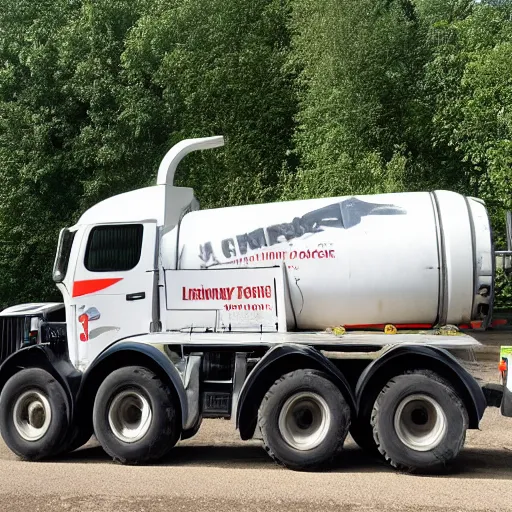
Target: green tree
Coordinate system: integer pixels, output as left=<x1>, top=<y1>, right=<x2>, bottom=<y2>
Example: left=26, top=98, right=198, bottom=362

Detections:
left=120, top=0, right=295, bottom=208
left=284, top=0, right=427, bottom=200
left=0, top=0, right=82, bottom=304
left=0, top=0, right=295, bottom=306
left=1, top=0, right=512, bottom=312
left=0, top=0, right=165, bottom=305
left=426, top=1, right=512, bottom=241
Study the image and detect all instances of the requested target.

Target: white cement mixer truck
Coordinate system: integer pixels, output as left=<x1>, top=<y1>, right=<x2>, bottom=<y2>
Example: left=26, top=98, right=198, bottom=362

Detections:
left=0, top=135, right=511, bottom=473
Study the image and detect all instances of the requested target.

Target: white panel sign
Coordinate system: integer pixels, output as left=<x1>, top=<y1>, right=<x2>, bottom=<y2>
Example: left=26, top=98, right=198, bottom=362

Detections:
left=165, top=267, right=285, bottom=331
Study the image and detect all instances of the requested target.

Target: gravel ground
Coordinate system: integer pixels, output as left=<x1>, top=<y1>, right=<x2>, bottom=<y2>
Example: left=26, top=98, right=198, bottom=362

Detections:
left=0, top=363, right=511, bottom=512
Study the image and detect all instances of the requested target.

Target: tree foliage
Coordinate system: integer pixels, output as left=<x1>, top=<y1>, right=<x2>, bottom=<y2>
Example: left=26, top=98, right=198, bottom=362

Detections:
left=426, top=1, right=512, bottom=237
left=0, top=0, right=294, bottom=305
left=120, top=0, right=295, bottom=208
left=284, top=0, right=425, bottom=199
left=0, top=0, right=511, bottom=307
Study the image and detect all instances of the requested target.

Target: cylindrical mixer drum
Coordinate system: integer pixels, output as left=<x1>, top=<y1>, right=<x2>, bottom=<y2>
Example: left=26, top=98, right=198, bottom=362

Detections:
left=173, top=190, right=493, bottom=329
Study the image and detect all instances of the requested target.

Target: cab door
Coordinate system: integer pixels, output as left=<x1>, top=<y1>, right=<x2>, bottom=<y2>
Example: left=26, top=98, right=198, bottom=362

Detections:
left=70, top=221, right=158, bottom=368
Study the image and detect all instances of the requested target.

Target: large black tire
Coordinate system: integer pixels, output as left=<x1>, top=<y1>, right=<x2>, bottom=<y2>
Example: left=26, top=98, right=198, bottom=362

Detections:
left=93, top=366, right=180, bottom=465
left=0, top=368, right=69, bottom=460
left=371, top=370, right=468, bottom=473
left=258, top=369, right=351, bottom=471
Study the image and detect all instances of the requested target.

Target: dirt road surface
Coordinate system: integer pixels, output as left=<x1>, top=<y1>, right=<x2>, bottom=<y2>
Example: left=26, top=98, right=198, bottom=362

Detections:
left=0, top=363, right=511, bottom=512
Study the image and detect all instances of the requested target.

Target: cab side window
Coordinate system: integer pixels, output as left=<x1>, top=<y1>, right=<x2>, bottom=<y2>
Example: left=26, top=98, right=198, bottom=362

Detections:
left=85, top=224, right=144, bottom=272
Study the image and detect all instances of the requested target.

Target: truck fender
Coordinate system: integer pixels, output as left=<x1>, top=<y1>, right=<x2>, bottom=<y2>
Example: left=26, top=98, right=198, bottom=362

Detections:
left=0, top=345, right=81, bottom=424
left=236, top=344, right=356, bottom=440
left=77, top=342, right=188, bottom=429
left=355, top=344, right=487, bottom=428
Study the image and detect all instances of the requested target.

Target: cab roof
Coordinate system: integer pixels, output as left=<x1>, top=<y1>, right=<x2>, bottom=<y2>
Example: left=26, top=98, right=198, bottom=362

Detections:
left=76, top=186, right=165, bottom=226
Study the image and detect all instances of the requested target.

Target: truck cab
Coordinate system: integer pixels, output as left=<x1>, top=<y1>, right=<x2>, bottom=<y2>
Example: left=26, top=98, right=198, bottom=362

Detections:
left=53, top=201, right=161, bottom=371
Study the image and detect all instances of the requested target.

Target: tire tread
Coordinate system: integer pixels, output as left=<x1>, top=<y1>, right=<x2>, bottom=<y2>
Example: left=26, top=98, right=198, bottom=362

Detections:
left=93, top=366, right=179, bottom=465
left=371, top=369, right=468, bottom=473
left=258, top=369, right=350, bottom=470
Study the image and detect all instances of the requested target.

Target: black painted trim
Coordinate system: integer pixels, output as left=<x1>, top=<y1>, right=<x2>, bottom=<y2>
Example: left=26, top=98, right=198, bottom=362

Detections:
left=236, top=344, right=356, bottom=439
left=355, top=344, right=487, bottom=428
left=79, top=342, right=188, bottom=428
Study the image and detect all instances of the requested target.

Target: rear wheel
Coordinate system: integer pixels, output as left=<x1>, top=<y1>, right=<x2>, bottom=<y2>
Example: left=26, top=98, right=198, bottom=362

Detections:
left=371, top=370, right=468, bottom=473
left=258, top=369, right=351, bottom=471
left=93, top=366, right=180, bottom=464
left=0, top=368, right=69, bottom=460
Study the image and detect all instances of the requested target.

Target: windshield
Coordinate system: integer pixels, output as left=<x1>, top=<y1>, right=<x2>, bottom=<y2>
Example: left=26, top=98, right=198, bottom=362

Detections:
left=52, top=228, right=76, bottom=283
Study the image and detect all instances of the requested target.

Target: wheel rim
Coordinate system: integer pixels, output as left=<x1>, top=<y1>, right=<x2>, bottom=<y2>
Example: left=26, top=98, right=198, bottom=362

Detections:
left=13, top=390, right=52, bottom=442
left=108, top=389, right=152, bottom=443
left=394, top=394, right=447, bottom=452
left=278, top=392, right=331, bottom=451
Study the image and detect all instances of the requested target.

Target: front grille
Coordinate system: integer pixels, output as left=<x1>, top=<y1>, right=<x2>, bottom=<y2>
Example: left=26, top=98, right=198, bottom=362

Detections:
left=0, top=316, right=26, bottom=363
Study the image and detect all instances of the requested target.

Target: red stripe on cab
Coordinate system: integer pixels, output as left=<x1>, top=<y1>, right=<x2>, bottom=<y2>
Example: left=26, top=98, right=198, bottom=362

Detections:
left=72, top=278, right=123, bottom=297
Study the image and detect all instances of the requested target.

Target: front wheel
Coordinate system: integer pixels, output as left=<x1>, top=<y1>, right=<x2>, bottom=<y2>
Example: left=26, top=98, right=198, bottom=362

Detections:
left=371, top=370, right=468, bottom=473
left=0, top=368, right=69, bottom=460
left=93, top=366, right=180, bottom=464
left=258, top=369, right=351, bottom=471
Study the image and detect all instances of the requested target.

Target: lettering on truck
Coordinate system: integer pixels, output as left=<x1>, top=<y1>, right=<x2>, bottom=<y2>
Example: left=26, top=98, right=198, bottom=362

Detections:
left=198, top=197, right=406, bottom=268
left=229, top=249, right=336, bottom=267
left=182, top=284, right=274, bottom=311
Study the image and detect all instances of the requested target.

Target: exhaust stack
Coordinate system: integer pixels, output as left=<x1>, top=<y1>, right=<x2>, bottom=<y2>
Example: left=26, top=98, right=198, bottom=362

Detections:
left=157, top=136, right=225, bottom=187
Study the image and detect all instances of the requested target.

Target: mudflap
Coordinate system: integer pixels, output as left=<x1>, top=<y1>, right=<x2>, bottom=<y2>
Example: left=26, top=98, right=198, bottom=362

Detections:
left=502, top=386, right=512, bottom=417
left=482, top=383, right=503, bottom=408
